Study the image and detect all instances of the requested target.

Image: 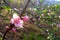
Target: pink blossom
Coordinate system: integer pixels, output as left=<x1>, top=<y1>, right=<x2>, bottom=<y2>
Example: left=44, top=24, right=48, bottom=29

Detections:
left=22, top=15, right=29, bottom=22
left=6, top=26, right=9, bottom=30
left=10, top=14, right=24, bottom=28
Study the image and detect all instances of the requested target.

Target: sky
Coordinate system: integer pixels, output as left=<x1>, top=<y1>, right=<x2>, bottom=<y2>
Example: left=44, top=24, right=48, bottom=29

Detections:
left=46, top=0, right=60, bottom=1
left=55, top=0, right=60, bottom=1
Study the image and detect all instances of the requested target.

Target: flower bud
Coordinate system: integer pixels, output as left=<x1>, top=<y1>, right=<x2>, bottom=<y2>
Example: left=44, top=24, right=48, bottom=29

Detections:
left=23, top=15, right=29, bottom=22
left=6, top=26, right=9, bottom=30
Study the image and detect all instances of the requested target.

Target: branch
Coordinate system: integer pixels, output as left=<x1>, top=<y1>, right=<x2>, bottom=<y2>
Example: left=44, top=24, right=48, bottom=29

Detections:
left=20, top=0, right=30, bottom=17
left=3, top=0, right=20, bottom=14
left=2, top=23, right=14, bottom=40
left=0, top=14, right=4, bottom=18
left=2, top=0, right=30, bottom=40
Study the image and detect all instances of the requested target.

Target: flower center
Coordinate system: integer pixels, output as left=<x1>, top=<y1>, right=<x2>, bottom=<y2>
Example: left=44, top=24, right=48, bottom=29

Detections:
left=14, top=18, right=20, bottom=24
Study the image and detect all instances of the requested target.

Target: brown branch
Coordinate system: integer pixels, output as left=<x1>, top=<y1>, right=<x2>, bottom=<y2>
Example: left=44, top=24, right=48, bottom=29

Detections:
left=2, top=23, right=14, bottom=40
left=3, top=0, right=20, bottom=14
left=20, top=0, right=30, bottom=17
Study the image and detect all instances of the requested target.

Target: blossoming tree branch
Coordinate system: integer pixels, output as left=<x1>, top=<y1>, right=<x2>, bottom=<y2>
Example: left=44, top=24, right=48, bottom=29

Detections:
left=2, top=0, right=30, bottom=40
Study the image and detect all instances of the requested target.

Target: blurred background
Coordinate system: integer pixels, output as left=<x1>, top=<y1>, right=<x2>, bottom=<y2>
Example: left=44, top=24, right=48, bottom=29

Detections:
left=0, top=0, right=60, bottom=40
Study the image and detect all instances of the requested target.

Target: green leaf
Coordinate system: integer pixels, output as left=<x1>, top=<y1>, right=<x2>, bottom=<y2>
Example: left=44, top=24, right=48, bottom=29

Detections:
left=23, top=33, right=28, bottom=40
left=3, top=5, right=11, bottom=10
left=39, top=0, right=43, bottom=2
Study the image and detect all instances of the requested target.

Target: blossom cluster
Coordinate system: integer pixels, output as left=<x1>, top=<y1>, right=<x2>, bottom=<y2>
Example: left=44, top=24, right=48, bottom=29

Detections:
left=6, top=14, right=29, bottom=32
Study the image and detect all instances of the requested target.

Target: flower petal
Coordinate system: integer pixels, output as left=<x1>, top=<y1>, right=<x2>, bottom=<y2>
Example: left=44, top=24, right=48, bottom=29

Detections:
left=10, top=19, right=14, bottom=24
left=19, top=25, right=23, bottom=28
left=23, top=15, right=29, bottom=22
left=13, top=14, right=20, bottom=19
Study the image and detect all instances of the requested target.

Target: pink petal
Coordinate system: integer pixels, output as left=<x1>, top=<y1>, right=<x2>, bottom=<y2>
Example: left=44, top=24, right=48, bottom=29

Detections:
left=14, top=23, right=19, bottom=27
left=14, top=20, right=23, bottom=28
left=23, top=15, right=29, bottom=22
left=10, top=19, right=14, bottom=24
left=13, top=14, right=20, bottom=20
left=19, top=20, right=24, bottom=24
left=14, top=22, right=23, bottom=28
left=19, top=25, right=23, bottom=28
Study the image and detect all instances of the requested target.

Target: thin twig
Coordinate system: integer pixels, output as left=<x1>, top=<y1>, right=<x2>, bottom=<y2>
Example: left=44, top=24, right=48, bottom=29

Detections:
left=20, top=0, right=30, bottom=17
left=3, top=0, right=20, bottom=14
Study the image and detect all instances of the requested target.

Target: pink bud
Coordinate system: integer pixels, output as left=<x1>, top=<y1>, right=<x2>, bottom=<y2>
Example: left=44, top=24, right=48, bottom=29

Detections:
left=6, top=26, right=9, bottom=30
left=12, top=28, right=16, bottom=33
left=23, top=15, right=29, bottom=22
